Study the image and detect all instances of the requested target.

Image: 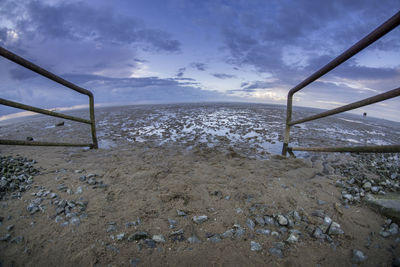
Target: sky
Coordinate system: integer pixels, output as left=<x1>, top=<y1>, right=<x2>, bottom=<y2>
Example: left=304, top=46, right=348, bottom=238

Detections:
left=0, top=0, right=399, bottom=121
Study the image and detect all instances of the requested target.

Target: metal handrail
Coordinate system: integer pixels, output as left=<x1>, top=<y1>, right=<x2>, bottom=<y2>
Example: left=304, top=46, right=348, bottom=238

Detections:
left=0, top=46, right=98, bottom=149
left=282, top=11, right=400, bottom=156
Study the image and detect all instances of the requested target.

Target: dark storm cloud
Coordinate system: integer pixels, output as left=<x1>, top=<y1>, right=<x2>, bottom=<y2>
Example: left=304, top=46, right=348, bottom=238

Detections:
left=3, top=0, right=181, bottom=52
left=190, top=62, right=207, bottom=71
left=212, top=73, right=236, bottom=79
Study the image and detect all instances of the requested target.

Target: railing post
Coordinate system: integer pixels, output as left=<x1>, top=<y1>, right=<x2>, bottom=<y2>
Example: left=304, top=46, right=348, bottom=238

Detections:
left=282, top=93, right=293, bottom=156
left=89, top=94, right=98, bottom=149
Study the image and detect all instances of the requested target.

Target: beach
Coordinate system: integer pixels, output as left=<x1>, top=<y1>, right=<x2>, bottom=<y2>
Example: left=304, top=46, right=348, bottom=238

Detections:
left=0, top=103, right=399, bottom=266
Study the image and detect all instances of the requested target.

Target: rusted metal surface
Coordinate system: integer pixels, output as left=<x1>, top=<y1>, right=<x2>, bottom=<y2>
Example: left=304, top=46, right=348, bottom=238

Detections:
left=290, top=145, right=400, bottom=153
left=0, top=46, right=98, bottom=149
left=282, top=11, right=400, bottom=156
left=0, top=139, right=93, bottom=148
left=0, top=98, right=91, bottom=125
left=289, top=87, right=400, bottom=126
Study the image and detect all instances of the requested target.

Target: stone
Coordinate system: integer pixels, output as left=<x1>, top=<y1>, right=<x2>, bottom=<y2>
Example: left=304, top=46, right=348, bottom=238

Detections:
left=320, top=216, right=332, bottom=233
left=250, top=241, right=262, bottom=251
left=0, top=234, right=11, bottom=242
left=176, top=210, right=187, bottom=216
left=129, top=258, right=140, bottom=266
left=236, top=208, right=243, bottom=214
left=352, top=249, right=367, bottom=263
left=193, top=215, right=208, bottom=224
left=264, top=216, right=275, bottom=225
left=56, top=121, right=64, bottom=127
left=26, top=137, right=34, bottom=141
left=379, top=230, right=391, bottom=238
left=208, top=234, right=221, bottom=243
left=55, top=216, right=64, bottom=223
left=79, top=176, right=86, bottom=182
left=87, top=178, right=97, bottom=185
left=313, top=227, right=325, bottom=240
left=255, top=216, right=265, bottom=226
left=128, top=232, right=149, bottom=241
left=317, top=200, right=326, bottom=205
left=277, top=215, right=288, bottom=226
left=116, top=233, right=125, bottom=241
left=70, top=217, right=80, bottom=226
left=107, top=224, right=117, bottom=233
left=7, top=225, right=14, bottom=231
left=255, top=229, right=271, bottom=235
left=371, top=186, right=380, bottom=193
left=168, top=219, right=177, bottom=229
left=50, top=193, right=57, bottom=199
left=152, top=234, right=166, bottom=243
left=342, top=194, right=353, bottom=201
left=106, top=245, right=120, bottom=253
left=75, top=186, right=83, bottom=194
left=144, top=239, right=156, bottom=248
left=246, top=218, right=255, bottom=230
left=363, top=182, right=372, bottom=190
left=11, top=236, right=24, bottom=244
left=328, top=222, right=344, bottom=235
left=188, top=235, right=201, bottom=244
left=311, top=210, right=325, bottom=218
left=286, top=233, right=299, bottom=244
left=269, top=247, right=283, bottom=258
left=234, top=226, right=246, bottom=239
left=221, top=229, right=235, bottom=238
left=169, top=229, right=185, bottom=242
left=365, top=193, right=400, bottom=221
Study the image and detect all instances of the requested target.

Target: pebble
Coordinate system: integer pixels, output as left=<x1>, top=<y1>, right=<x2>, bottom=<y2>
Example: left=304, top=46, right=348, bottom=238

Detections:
left=313, top=227, right=325, bottom=240
left=79, top=176, right=87, bottom=182
left=255, top=216, right=265, bottom=226
left=128, top=232, right=149, bottom=241
left=255, top=229, right=271, bottom=235
left=69, top=217, right=80, bottom=226
left=188, top=235, right=201, bottom=244
left=152, top=234, right=166, bottom=243
left=193, top=215, right=208, bottom=224
left=277, top=215, right=288, bottom=226
left=286, top=233, right=299, bottom=244
left=0, top=234, right=11, bottom=242
left=311, top=210, right=325, bottom=218
left=236, top=208, right=243, bottom=214
left=144, top=239, right=156, bottom=248
left=168, top=219, right=177, bottom=229
left=269, top=247, right=283, bottom=258
left=169, top=229, right=185, bottom=242
left=7, top=225, right=14, bottom=231
left=129, top=258, right=140, bottom=266
left=246, top=218, right=255, bottom=230
left=234, top=225, right=246, bottom=239
left=320, top=216, right=332, bottom=233
left=116, top=233, right=125, bottom=241
left=328, top=222, right=344, bottom=235
left=75, top=186, right=83, bottom=194
left=11, top=236, right=24, bottom=244
left=221, top=229, right=235, bottom=238
left=208, top=234, right=221, bottom=243
left=176, top=210, right=187, bottom=216
left=250, top=241, right=262, bottom=251
left=264, top=216, right=275, bottom=225
left=107, top=224, right=117, bottom=233
left=317, top=200, right=326, bottom=205
left=106, top=245, right=120, bottom=253
left=352, top=249, right=367, bottom=263
left=87, top=178, right=97, bottom=185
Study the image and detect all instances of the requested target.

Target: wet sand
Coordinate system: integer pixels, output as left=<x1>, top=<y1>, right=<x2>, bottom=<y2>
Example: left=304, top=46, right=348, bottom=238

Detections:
left=0, top=103, right=399, bottom=266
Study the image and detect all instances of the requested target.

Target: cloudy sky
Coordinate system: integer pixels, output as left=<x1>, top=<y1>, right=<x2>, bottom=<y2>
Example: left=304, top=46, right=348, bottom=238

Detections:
left=0, top=0, right=399, bottom=121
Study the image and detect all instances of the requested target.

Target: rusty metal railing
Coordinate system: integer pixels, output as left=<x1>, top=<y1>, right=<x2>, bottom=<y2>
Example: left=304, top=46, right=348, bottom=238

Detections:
left=0, top=46, right=98, bottom=149
left=282, top=11, right=400, bottom=156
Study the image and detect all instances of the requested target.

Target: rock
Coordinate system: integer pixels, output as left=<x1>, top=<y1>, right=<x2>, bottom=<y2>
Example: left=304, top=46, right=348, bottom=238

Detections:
left=255, top=216, right=265, bottom=226
left=79, top=176, right=86, bottom=182
left=371, top=186, right=380, bottom=193
left=107, top=224, right=117, bottom=233
left=320, top=216, right=332, bottom=233
left=312, top=227, right=325, bottom=240
left=342, top=194, right=353, bottom=202
left=225, top=195, right=231, bottom=200
left=363, top=182, right=372, bottom=191
left=55, top=216, right=63, bottom=223
left=264, top=216, right=274, bottom=225
left=277, top=215, right=288, bottom=226
left=11, top=236, right=24, bottom=244
left=246, top=218, right=255, bottom=230
left=388, top=223, right=399, bottom=236
left=75, top=186, right=83, bottom=194
left=70, top=217, right=80, bottom=226
left=26, top=137, right=34, bottom=141
left=106, top=245, right=120, bottom=253
left=129, top=258, right=140, bottom=266
left=56, top=121, right=64, bottom=127
left=144, top=239, right=156, bottom=248
left=352, top=249, right=367, bottom=263
left=311, top=210, right=325, bottom=218
left=176, top=210, right=187, bottom=216
left=193, top=215, right=208, bottom=224
left=152, top=234, right=166, bottom=243
left=169, top=229, right=185, bottom=242
left=168, top=218, right=177, bottom=229
left=184, top=234, right=201, bottom=245
left=50, top=193, right=57, bottom=199
left=7, top=225, right=14, bottom=231
left=236, top=208, right=243, bottom=214
left=208, top=234, right=221, bottom=243
left=379, top=230, right=391, bottom=238
left=250, top=241, right=262, bottom=251
left=269, top=247, right=283, bottom=258
left=0, top=234, right=11, bottom=242
left=271, top=231, right=280, bottom=237
left=255, top=229, right=271, bottom=235
left=328, top=222, right=344, bottom=235
left=286, top=233, right=299, bottom=244
left=128, top=232, right=149, bottom=241
left=365, top=193, right=400, bottom=221
left=317, top=200, right=326, bottom=205
left=116, top=233, right=125, bottom=241
left=87, top=178, right=97, bottom=185
left=221, top=229, right=235, bottom=238
left=233, top=225, right=246, bottom=239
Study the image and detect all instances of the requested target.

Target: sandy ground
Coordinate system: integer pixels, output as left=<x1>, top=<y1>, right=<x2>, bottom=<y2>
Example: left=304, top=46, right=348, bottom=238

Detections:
left=0, top=104, right=399, bottom=266
left=0, top=143, right=399, bottom=266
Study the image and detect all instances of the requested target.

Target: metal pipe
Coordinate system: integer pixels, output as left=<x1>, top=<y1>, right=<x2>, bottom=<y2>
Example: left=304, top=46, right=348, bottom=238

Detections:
left=0, top=139, right=93, bottom=148
left=89, top=95, right=98, bottom=149
left=282, top=94, right=293, bottom=155
left=289, top=87, right=400, bottom=126
left=287, top=11, right=400, bottom=98
left=0, top=98, right=91, bottom=124
left=290, top=145, right=400, bottom=153
left=0, top=46, right=93, bottom=97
